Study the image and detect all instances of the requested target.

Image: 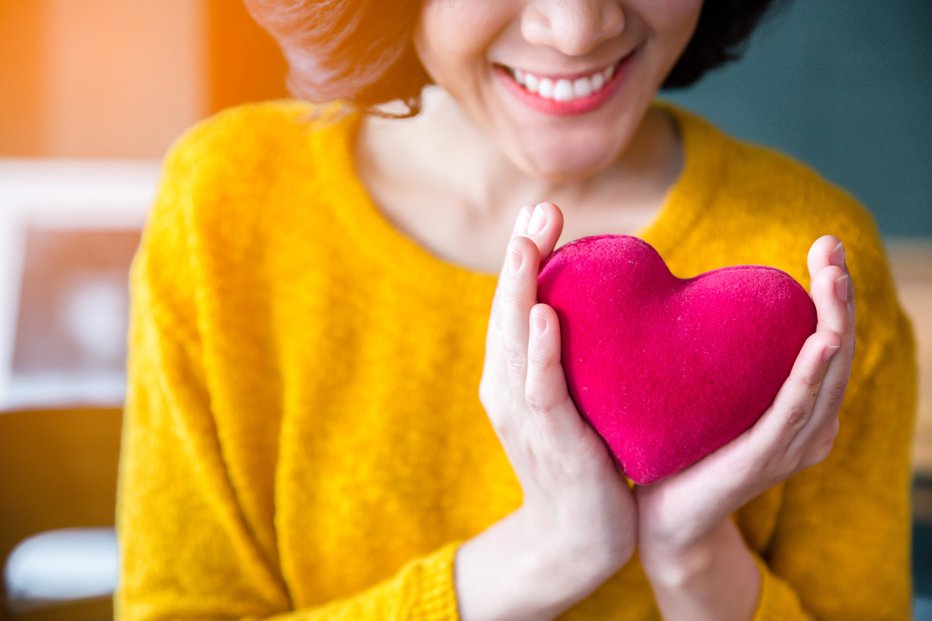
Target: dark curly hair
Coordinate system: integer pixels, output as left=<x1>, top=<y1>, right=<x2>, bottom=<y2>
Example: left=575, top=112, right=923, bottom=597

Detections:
left=243, top=0, right=780, bottom=117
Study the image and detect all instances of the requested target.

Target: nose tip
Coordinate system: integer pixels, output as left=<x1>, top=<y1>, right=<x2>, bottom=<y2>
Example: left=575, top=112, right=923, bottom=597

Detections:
left=522, top=0, right=625, bottom=57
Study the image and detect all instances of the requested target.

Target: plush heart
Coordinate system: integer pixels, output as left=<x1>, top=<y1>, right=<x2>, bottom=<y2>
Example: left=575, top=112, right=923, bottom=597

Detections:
left=537, top=235, right=816, bottom=484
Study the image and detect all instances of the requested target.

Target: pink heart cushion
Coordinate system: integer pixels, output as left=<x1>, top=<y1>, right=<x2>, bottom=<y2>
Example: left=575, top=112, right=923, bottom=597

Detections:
left=537, top=235, right=816, bottom=484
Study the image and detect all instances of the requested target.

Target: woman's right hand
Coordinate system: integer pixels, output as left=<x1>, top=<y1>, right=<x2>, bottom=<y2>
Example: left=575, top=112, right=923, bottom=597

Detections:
left=455, top=202, right=637, bottom=621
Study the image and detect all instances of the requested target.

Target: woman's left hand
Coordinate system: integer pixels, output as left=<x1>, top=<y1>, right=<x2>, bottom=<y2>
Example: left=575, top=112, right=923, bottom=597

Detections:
left=635, top=234, right=856, bottom=566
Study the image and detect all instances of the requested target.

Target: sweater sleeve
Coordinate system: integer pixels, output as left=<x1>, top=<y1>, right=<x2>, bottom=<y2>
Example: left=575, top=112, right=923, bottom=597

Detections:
left=115, top=126, right=463, bottom=621
left=745, top=214, right=918, bottom=619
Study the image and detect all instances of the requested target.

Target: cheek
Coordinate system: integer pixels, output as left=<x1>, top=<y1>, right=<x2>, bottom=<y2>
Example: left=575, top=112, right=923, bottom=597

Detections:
left=413, top=1, right=504, bottom=84
left=632, top=0, right=702, bottom=46
left=627, top=0, right=702, bottom=82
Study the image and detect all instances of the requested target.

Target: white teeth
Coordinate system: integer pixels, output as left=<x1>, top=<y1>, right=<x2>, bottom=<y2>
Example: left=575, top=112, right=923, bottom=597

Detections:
left=525, top=73, right=539, bottom=93
left=573, top=77, right=592, bottom=98
left=553, top=79, right=573, bottom=102
left=591, top=72, right=604, bottom=91
left=509, top=62, right=618, bottom=101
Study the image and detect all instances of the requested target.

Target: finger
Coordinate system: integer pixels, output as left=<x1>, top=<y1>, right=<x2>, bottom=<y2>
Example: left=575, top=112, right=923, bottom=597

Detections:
left=803, top=252, right=856, bottom=432
left=496, top=233, right=544, bottom=398
left=784, top=331, right=847, bottom=460
left=486, top=206, right=531, bottom=352
left=808, top=235, right=853, bottom=348
left=787, top=342, right=851, bottom=460
left=793, top=412, right=841, bottom=470
left=808, top=236, right=855, bottom=348
left=525, top=303, right=588, bottom=449
left=482, top=207, right=531, bottom=414
left=511, top=205, right=533, bottom=239
left=807, top=234, right=845, bottom=277
left=523, top=202, right=565, bottom=260
left=748, top=329, right=842, bottom=458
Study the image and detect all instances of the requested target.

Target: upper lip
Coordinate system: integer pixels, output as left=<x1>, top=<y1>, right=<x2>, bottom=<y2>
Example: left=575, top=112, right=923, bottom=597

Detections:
left=497, top=50, right=633, bottom=81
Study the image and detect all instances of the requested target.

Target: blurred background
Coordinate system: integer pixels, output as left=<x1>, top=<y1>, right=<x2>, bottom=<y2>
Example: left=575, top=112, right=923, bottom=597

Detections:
left=0, top=1, right=929, bottom=620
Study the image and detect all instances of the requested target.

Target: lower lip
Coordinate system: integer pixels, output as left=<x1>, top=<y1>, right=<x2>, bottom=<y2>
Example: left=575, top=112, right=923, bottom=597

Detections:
left=494, top=52, right=634, bottom=117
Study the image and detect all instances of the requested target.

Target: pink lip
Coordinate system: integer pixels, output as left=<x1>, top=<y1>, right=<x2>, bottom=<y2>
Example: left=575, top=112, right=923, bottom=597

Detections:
left=494, top=51, right=634, bottom=117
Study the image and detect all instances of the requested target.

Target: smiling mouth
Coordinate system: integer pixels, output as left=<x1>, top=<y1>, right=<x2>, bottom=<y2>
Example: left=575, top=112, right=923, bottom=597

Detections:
left=493, top=51, right=634, bottom=116
left=495, top=53, right=631, bottom=103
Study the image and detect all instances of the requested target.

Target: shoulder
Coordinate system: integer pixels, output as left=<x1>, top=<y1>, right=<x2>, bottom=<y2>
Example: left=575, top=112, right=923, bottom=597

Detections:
left=168, top=99, right=327, bottom=148
left=668, top=103, right=913, bottom=376
left=667, top=102, right=888, bottom=280
left=159, top=98, right=347, bottom=193
left=669, top=102, right=876, bottom=245
left=136, top=100, right=359, bottom=306
left=145, top=99, right=358, bottom=252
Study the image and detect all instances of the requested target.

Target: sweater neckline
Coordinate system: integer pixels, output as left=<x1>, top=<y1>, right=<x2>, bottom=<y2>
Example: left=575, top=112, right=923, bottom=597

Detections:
left=312, top=99, right=725, bottom=308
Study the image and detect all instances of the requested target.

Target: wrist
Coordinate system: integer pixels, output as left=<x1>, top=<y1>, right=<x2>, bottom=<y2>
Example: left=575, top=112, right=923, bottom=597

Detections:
left=455, top=509, right=570, bottom=621
left=515, top=504, right=625, bottom=610
left=638, top=520, right=761, bottom=621
left=639, top=519, right=731, bottom=588
left=455, top=506, right=623, bottom=621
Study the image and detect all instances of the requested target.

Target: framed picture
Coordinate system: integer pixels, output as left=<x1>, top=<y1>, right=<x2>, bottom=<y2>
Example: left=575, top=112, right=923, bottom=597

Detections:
left=0, top=159, right=160, bottom=410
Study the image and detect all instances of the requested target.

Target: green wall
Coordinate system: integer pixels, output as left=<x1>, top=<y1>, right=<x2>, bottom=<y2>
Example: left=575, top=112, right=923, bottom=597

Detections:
left=664, top=1, right=932, bottom=238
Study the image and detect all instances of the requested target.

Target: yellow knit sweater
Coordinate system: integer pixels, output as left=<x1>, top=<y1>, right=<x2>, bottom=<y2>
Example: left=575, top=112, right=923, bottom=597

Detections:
left=116, top=100, right=917, bottom=620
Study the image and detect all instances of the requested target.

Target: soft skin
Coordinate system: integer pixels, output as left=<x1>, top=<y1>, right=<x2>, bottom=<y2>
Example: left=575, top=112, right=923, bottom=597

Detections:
left=400, top=1, right=857, bottom=620
left=461, top=203, right=853, bottom=621
left=359, top=0, right=702, bottom=274
left=412, top=0, right=701, bottom=181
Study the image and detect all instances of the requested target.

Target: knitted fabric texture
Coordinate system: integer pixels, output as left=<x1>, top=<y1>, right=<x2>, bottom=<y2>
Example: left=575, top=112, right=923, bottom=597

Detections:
left=537, top=234, right=817, bottom=484
left=115, top=99, right=917, bottom=620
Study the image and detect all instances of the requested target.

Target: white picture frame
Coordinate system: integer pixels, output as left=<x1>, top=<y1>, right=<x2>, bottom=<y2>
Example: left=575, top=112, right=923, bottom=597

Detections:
left=0, top=159, right=161, bottom=410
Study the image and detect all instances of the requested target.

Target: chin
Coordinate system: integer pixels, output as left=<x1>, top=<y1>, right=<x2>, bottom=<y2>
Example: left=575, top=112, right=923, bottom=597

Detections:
left=504, top=119, right=632, bottom=181
left=518, top=141, right=621, bottom=182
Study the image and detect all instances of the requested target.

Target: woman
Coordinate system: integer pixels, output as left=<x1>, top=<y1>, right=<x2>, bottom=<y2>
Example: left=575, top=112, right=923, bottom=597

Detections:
left=115, top=1, right=917, bottom=619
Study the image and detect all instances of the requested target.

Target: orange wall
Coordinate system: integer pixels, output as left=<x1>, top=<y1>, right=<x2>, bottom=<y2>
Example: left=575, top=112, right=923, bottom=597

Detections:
left=206, top=0, right=288, bottom=113
left=0, top=0, right=289, bottom=159
left=0, top=1, right=47, bottom=155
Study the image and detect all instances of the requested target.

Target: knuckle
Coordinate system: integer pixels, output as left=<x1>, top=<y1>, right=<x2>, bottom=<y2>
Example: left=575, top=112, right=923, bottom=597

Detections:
left=784, top=404, right=811, bottom=431
left=499, top=269, right=523, bottom=302
left=526, top=345, right=555, bottom=375
left=524, top=386, right=558, bottom=415
left=491, top=307, right=508, bottom=337
left=502, top=339, right=527, bottom=376
left=492, top=289, right=519, bottom=327
left=792, top=365, right=822, bottom=389
left=526, top=343, right=545, bottom=366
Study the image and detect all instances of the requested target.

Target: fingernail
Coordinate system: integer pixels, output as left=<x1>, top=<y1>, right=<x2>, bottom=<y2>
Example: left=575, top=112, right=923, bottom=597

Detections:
left=508, top=246, right=523, bottom=274
left=527, top=204, right=547, bottom=236
left=512, top=207, right=531, bottom=238
left=834, top=275, right=849, bottom=302
left=822, top=344, right=841, bottom=362
left=830, top=242, right=845, bottom=268
left=531, top=311, right=547, bottom=338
